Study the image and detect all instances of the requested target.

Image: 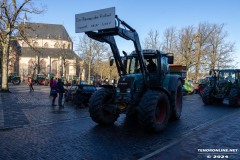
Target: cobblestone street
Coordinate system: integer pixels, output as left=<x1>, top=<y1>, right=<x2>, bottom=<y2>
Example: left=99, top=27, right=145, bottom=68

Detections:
left=0, top=84, right=89, bottom=130
left=0, top=84, right=240, bottom=160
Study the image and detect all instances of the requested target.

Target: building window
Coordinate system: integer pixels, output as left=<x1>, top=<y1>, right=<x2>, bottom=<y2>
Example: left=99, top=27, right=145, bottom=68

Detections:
left=67, top=44, right=71, bottom=49
left=65, top=64, right=69, bottom=76
left=22, top=41, right=28, bottom=47
left=28, top=59, right=35, bottom=75
left=52, top=60, right=58, bottom=75
left=33, top=41, right=39, bottom=47
left=44, top=42, right=49, bottom=48
left=63, top=43, right=66, bottom=49
left=40, top=59, right=46, bottom=74
left=54, top=43, right=59, bottom=48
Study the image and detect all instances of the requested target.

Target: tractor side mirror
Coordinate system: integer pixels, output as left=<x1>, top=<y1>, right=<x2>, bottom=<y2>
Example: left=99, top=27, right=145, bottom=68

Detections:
left=109, top=56, right=114, bottom=66
left=167, top=54, right=174, bottom=64
left=122, top=51, right=127, bottom=68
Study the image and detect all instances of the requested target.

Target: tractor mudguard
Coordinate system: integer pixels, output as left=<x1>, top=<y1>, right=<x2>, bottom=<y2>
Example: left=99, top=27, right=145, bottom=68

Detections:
left=162, top=74, right=182, bottom=94
left=100, top=85, right=115, bottom=90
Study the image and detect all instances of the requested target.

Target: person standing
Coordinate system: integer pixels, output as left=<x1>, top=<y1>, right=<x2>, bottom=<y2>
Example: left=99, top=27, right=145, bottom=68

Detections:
left=51, top=79, right=57, bottom=106
left=49, top=77, right=54, bottom=97
left=57, top=78, right=65, bottom=109
left=28, top=77, right=34, bottom=92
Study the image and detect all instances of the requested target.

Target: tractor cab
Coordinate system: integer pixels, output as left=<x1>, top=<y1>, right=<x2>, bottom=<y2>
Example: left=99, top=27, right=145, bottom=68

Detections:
left=124, top=50, right=173, bottom=86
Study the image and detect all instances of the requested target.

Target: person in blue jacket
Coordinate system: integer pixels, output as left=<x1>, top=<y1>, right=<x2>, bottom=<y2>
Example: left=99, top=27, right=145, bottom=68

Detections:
left=57, top=78, right=65, bottom=108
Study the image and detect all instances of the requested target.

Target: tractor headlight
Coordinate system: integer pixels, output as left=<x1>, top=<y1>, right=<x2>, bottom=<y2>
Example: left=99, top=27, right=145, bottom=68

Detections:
left=117, top=102, right=127, bottom=110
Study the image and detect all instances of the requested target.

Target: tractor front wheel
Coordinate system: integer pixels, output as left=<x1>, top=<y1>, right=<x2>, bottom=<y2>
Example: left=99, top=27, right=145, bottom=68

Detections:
left=202, top=87, right=214, bottom=105
left=89, top=88, right=119, bottom=125
left=138, top=90, right=170, bottom=132
left=12, top=78, right=20, bottom=85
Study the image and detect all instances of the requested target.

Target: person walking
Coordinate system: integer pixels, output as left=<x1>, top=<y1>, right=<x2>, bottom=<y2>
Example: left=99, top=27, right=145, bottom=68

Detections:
left=51, top=79, right=58, bottom=106
left=57, top=78, right=65, bottom=109
left=28, top=77, right=34, bottom=92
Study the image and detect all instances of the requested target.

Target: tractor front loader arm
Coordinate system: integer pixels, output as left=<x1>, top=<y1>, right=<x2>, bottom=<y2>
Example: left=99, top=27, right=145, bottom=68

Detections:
left=85, top=15, right=148, bottom=85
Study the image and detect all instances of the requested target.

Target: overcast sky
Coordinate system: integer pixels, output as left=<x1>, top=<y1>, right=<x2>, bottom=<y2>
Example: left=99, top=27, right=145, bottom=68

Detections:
left=29, top=0, right=240, bottom=67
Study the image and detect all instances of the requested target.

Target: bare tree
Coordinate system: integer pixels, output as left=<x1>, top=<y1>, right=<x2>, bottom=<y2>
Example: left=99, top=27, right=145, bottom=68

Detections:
left=76, top=34, right=109, bottom=84
left=0, top=0, right=44, bottom=91
left=53, top=40, right=72, bottom=77
left=177, top=26, right=195, bottom=79
left=162, top=27, right=178, bottom=54
left=202, top=24, right=235, bottom=70
left=194, top=22, right=214, bottom=80
left=142, top=29, right=162, bottom=50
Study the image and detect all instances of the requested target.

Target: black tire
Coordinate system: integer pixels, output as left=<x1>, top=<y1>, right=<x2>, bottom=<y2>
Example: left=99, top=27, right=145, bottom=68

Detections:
left=215, top=98, right=224, bottom=104
left=202, top=87, right=214, bottom=105
left=12, top=78, right=20, bottom=85
left=126, top=105, right=138, bottom=121
left=89, top=88, right=119, bottom=125
left=138, top=90, right=170, bottom=132
left=229, top=88, right=240, bottom=107
left=171, top=80, right=183, bottom=120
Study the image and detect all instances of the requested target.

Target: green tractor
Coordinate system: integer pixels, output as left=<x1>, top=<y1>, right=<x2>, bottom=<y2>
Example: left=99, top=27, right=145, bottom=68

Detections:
left=8, top=72, right=21, bottom=85
left=202, top=69, right=240, bottom=106
left=83, top=15, right=184, bottom=132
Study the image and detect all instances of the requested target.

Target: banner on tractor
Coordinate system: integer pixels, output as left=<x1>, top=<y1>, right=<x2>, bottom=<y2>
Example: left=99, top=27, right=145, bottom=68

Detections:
left=75, top=7, right=116, bottom=33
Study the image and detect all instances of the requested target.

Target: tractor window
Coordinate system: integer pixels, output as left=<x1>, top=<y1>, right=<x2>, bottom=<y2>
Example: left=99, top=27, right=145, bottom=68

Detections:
left=219, top=71, right=235, bottom=83
left=129, top=57, right=141, bottom=74
left=146, top=58, right=157, bottom=73
left=161, top=57, right=168, bottom=73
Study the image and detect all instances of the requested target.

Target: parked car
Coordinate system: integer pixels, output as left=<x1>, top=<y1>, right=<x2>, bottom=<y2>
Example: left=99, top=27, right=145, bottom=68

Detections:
left=65, top=84, right=97, bottom=107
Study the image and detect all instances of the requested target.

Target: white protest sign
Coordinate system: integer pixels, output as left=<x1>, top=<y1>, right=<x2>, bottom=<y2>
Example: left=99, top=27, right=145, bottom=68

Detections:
left=75, top=7, right=116, bottom=33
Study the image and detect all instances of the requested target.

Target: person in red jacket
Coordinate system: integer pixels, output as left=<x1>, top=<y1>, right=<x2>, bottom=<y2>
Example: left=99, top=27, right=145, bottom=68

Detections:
left=28, top=77, right=34, bottom=92
left=51, top=79, right=58, bottom=106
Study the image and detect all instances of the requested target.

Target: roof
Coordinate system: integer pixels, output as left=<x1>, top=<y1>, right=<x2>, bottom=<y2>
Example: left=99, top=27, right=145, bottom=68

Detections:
left=214, top=69, right=240, bottom=72
left=21, top=23, right=72, bottom=42
left=21, top=47, right=79, bottom=59
left=130, top=50, right=166, bottom=56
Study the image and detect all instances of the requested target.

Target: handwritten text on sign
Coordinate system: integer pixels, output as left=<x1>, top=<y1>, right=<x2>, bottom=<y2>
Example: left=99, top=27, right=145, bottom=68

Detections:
left=75, top=7, right=115, bottom=33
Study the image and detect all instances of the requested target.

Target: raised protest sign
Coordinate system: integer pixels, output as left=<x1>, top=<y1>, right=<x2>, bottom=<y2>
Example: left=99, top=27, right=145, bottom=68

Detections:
left=75, top=7, right=116, bottom=33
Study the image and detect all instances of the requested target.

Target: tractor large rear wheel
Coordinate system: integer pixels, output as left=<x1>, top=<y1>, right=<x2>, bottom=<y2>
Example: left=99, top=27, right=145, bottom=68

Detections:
left=89, top=88, right=119, bottom=125
left=229, top=88, right=240, bottom=107
left=202, top=87, right=214, bottom=105
left=12, top=78, right=20, bottom=85
left=171, top=80, right=183, bottom=120
left=138, top=90, right=170, bottom=132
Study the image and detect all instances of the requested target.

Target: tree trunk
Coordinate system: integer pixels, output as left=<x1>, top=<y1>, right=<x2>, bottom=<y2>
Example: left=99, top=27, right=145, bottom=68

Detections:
left=1, top=35, right=10, bottom=92
left=88, top=62, right=91, bottom=84
left=195, top=36, right=201, bottom=80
